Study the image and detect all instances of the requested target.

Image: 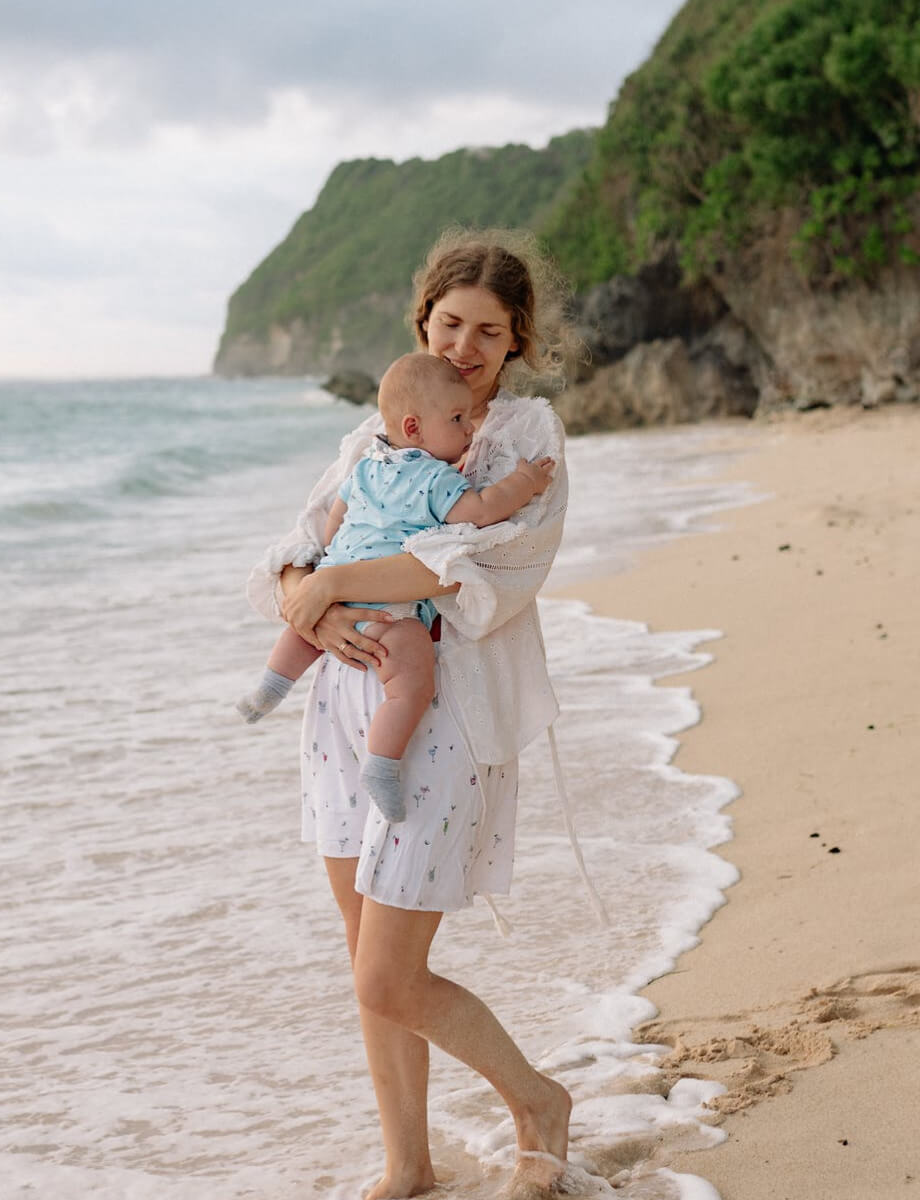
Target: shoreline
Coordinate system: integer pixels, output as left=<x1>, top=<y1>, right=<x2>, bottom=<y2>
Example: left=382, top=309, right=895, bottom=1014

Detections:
left=554, top=404, right=920, bottom=1198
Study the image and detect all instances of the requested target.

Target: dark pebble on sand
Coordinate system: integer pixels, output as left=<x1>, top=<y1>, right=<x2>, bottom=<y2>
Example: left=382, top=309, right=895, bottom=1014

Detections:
left=810, top=832, right=820, bottom=838
left=829, top=847, right=841, bottom=854
left=867, top=724, right=875, bottom=730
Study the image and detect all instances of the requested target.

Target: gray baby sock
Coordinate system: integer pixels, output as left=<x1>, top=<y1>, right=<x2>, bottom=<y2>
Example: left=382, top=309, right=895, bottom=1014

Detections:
left=236, top=668, right=294, bottom=724
left=361, top=753, right=405, bottom=823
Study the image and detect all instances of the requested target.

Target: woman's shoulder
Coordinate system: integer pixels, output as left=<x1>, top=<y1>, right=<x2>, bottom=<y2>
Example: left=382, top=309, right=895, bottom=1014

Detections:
left=491, top=387, right=562, bottom=427
left=486, top=389, right=565, bottom=456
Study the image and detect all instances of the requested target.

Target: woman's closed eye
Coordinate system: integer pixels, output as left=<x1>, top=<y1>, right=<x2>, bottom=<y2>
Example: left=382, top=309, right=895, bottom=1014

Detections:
left=442, top=318, right=500, bottom=338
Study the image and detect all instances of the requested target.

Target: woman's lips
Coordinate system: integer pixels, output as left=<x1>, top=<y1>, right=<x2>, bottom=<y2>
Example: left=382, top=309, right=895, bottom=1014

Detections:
left=449, top=359, right=479, bottom=376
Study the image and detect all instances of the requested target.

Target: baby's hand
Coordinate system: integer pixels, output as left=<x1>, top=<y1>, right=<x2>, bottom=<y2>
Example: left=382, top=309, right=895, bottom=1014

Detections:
left=515, top=456, right=555, bottom=496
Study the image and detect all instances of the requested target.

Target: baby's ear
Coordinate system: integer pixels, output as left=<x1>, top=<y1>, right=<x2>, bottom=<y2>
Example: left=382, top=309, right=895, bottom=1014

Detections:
left=402, top=414, right=422, bottom=441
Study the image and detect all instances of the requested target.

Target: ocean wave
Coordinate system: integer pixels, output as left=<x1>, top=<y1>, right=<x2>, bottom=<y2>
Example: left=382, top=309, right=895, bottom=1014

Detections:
left=115, top=443, right=228, bottom=498
left=0, top=496, right=105, bottom=527
left=0, top=377, right=357, bottom=530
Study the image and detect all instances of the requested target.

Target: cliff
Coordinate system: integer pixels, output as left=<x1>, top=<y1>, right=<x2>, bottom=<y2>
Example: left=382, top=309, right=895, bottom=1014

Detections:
left=215, top=0, right=920, bottom=427
left=213, top=134, right=593, bottom=378
left=551, top=0, right=920, bottom=429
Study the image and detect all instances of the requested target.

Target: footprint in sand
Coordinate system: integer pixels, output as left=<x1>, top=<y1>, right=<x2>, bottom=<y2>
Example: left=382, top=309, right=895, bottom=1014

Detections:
left=637, top=965, right=920, bottom=1117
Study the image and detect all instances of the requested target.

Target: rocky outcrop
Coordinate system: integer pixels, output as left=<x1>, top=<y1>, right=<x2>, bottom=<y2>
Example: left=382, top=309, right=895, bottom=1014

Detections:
left=214, top=324, right=300, bottom=377
left=572, top=252, right=727, bottom=362
left=215, top=294, right=412, bottom=379
left=557, top=232, right=920, bottom=432
left=558, top=251, right=764, bottom=432
left=556, top=316, right=763, bottom=433
left=709, top=214, right=920, bottom=412
left=322, top=369, right=378, bottom=407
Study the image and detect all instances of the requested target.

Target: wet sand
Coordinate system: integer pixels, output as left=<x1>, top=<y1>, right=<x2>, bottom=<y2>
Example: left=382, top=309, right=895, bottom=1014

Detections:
left=555, top=404, right=920, bottom=1199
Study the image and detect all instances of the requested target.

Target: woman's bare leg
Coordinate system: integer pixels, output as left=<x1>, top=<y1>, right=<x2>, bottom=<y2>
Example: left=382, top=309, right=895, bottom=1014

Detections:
left=324, top=858, right=436, bottom=1200
left=354, top=898, right=571, bottom=1171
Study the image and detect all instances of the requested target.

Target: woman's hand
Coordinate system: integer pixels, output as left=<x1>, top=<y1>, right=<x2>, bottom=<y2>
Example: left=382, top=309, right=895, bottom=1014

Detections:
left=313, top=604, right=392, bottom=671
left=281, top=569, right=391, bottom=670
left=280, top=567, right=335, bottom=642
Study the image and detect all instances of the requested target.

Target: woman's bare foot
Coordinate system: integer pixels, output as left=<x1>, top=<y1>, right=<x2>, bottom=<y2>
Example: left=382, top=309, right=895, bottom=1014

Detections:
left=516, top=1073, right=572, bottom=1161
left=506, top=1074, right=572, bottom=1195
left=364, top=1166, right=437, bottom=1200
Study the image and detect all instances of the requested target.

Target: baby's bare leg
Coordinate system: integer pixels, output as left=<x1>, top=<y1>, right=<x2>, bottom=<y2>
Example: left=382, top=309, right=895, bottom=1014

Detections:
left=237, top=626, right=322, bottom=724
left=359, top=619, right=436, bottom=823
left=366, top=620, right=436, bottom=759
left=267, top=625, right=323, bottom=678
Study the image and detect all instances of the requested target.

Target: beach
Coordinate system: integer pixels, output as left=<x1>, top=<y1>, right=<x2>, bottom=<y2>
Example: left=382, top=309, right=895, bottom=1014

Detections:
left=556, top=403, right=920, bottom=1198
left=3, top=376, right=916, bottom=1197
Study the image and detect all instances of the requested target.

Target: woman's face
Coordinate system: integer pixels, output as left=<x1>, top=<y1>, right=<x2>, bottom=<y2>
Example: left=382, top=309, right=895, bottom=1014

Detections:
left=424, top=286, right=518, bottom=415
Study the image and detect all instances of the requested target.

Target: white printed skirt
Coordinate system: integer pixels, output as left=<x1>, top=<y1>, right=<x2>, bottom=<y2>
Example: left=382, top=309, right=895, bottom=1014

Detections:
left=300, top=652, right=518, bottom=912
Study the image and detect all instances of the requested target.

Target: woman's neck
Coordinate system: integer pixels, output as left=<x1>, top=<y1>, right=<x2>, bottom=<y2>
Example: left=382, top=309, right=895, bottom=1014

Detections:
left=470, top=380, right=501, bottom=429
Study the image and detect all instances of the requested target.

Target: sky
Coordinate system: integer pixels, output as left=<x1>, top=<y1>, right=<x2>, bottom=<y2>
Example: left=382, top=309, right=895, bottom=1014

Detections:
left=1, top=1, right=684, bottom=379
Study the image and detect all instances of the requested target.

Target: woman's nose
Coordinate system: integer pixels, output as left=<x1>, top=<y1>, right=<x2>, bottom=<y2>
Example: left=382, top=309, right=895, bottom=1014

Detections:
left=453, top=326, right=474, bottom=357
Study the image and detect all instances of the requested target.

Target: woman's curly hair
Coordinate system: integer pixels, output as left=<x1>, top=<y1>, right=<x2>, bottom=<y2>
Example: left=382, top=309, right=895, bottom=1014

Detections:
left=409, top=227, right=581, bottom=393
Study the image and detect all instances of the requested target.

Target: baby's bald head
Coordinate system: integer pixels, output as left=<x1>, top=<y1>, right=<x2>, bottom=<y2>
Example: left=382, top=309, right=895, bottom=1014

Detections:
left=377, top=353, right=467, bottom=435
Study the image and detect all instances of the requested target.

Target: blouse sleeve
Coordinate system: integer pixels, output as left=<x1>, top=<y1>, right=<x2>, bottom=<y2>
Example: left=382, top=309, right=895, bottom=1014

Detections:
left=402, top=396, right=567, bottom=641
left=246, top=410, right=384, bottom=620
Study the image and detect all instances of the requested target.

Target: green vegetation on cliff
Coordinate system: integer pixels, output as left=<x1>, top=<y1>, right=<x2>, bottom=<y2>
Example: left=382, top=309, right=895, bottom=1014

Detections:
left=216, top=0, right=920, bottom=379
left=217, top=132, right=593, bottom=354
left=546, top=0, right=920, bottom=286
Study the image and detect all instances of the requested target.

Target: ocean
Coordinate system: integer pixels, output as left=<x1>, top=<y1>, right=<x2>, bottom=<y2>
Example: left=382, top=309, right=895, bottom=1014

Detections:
left=0, top=377, right=758, bottom=1199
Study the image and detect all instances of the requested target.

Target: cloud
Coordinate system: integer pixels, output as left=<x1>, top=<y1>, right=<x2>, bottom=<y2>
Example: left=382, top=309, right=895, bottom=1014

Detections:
left=0, top=1, right=675, bottom=151
left=0, top=1, right=686, bottom=375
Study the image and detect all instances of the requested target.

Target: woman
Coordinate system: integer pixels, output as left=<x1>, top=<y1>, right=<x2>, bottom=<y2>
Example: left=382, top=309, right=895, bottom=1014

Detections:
left=248, top=228, right=575, bottom=1199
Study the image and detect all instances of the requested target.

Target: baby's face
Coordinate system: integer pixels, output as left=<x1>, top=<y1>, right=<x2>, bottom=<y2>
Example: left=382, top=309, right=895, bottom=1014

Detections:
left=416, top=381, right=475, bottom=464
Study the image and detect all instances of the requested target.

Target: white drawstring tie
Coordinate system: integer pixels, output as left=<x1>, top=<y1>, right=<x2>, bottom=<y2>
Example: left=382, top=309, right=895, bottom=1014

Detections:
left=547, top=723, right=611, bottom=928
left=483, top=724, right=610, bottom=938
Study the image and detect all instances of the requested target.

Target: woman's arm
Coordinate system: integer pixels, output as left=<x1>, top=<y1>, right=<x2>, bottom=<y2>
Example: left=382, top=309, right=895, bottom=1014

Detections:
left=282, top=552, right=459, bottom=644
left=279, top=563, right=312, bottom=597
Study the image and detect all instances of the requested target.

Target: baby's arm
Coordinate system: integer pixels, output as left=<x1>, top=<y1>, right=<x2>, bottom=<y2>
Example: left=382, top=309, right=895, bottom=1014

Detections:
left=444, top=457, right=555, bottom=528
left=323, top=497, right=348, bottom=548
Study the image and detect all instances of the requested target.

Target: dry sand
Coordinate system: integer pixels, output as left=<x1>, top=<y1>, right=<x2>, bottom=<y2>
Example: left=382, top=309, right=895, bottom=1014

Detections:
left=556, top=404, right=920, bottom=1199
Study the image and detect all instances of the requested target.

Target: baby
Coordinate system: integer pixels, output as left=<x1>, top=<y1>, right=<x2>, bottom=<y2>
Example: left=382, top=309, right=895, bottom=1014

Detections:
left=238, top=352, right=554, bottom=822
